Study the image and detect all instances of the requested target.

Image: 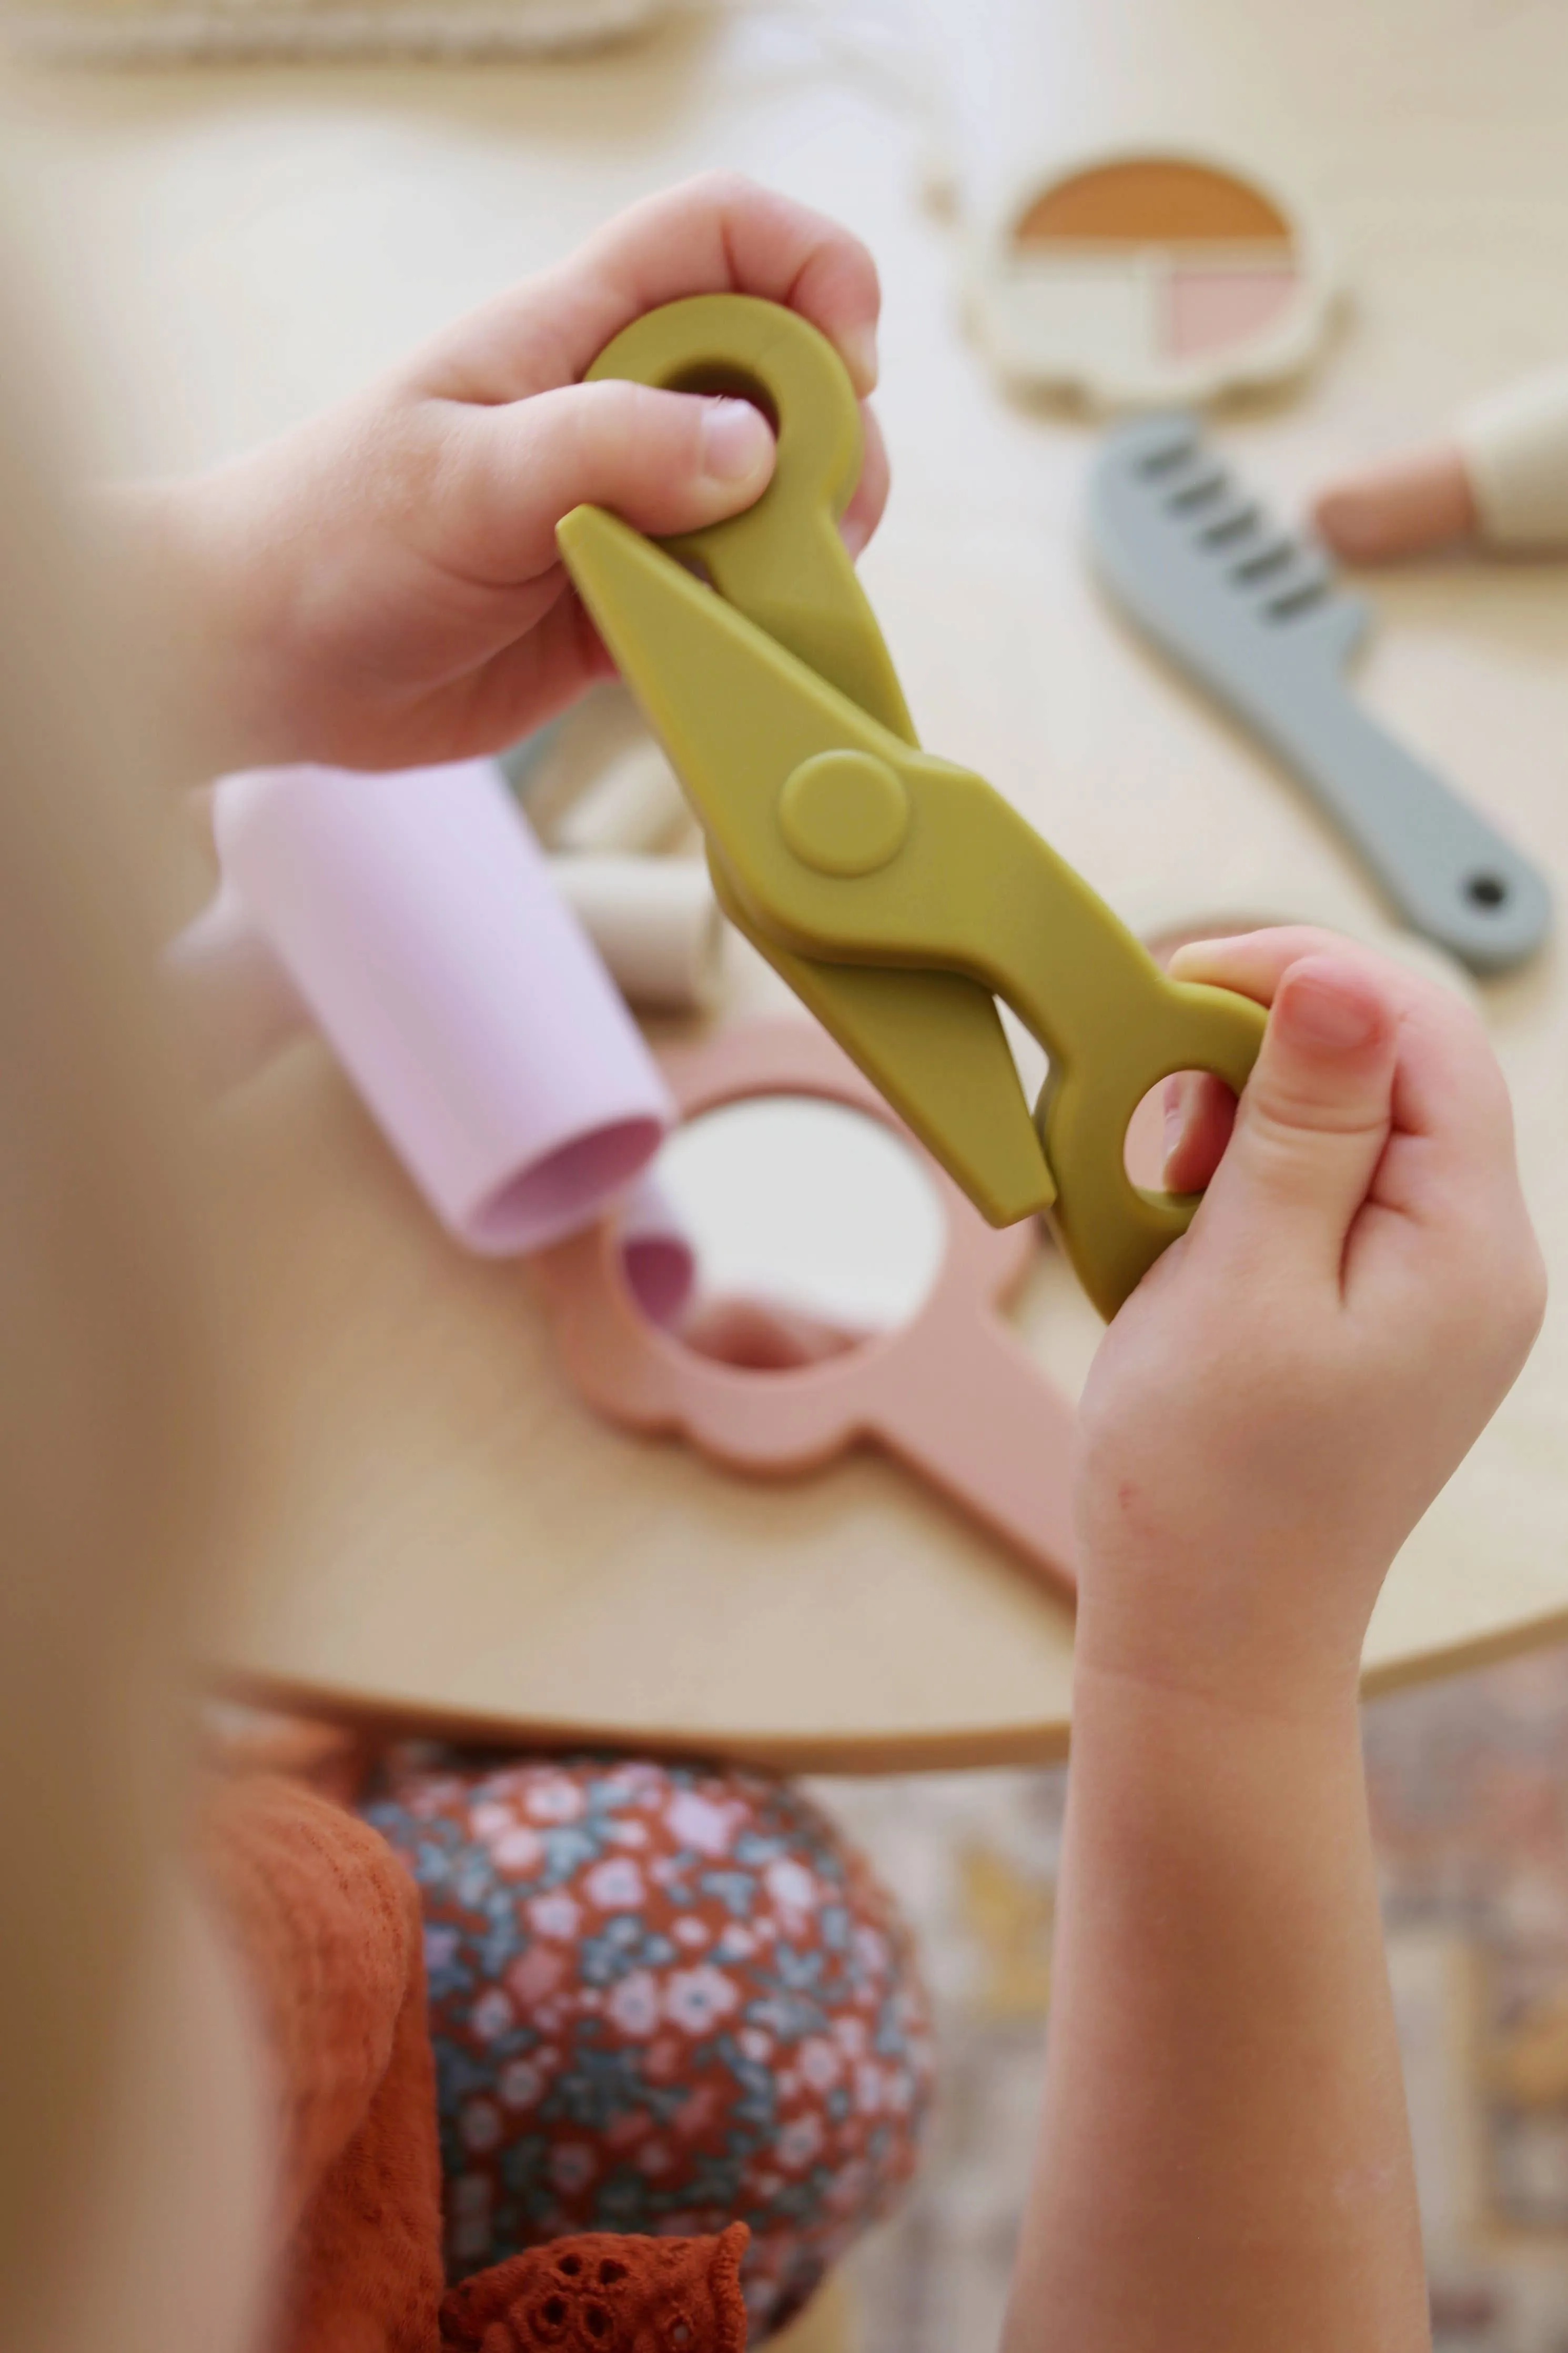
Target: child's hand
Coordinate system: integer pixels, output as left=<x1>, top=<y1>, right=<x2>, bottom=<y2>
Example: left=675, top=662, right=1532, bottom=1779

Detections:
left=1076, top=929, right=1544, bottom=1716
left=130, top=176, right=887, bottom=775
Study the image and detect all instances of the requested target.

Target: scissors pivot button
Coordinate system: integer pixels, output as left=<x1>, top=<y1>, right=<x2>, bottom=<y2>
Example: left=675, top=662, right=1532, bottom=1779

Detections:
left=779, top=749, right=910, bottom=878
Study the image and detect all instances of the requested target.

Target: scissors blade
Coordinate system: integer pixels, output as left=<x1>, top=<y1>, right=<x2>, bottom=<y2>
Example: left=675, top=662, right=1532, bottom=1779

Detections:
left=707, top=855, right=1055, bottom=1224
left=560, top=502, right=953, bottom=963
left=559, top=500, right=1053, bottom=1223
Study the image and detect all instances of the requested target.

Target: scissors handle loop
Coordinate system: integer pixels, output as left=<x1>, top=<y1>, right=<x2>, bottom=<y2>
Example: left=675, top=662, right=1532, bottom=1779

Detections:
left=586, top=295, right=914, bottom=741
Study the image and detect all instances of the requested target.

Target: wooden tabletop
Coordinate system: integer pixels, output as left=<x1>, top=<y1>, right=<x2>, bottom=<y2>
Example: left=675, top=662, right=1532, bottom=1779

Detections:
left=9, top=0, right=1568, bottom=1766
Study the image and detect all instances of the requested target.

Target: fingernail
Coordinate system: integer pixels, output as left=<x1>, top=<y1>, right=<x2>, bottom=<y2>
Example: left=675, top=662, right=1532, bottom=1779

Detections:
left=1161, top=1075, right=1185, bottom=1163
left=1284, top=970, right=1382, bottom=1053
left=1166, top=934, right=1240, bottom=978
left=701, top=397, right=773, bottom=483
left=842, top=323, right=879, bottom=395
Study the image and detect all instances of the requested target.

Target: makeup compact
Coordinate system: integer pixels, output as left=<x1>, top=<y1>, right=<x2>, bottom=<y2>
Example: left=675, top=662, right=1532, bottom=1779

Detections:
left=968, top=147, right=1336, bottom=408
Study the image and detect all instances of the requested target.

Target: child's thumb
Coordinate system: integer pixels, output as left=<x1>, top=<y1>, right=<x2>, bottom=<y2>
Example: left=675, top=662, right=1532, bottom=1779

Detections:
left=1199, top=953, right=1399, bottom=1273
left=467, top=378, right=776, bottom=571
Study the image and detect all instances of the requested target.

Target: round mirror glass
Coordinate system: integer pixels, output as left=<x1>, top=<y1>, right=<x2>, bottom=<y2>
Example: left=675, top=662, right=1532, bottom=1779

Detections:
left=620, top=1094, right=947, bottom=1371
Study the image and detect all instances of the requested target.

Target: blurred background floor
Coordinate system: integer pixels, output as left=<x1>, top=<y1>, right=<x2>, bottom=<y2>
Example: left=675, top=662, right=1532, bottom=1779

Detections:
left=822, top=1643, right=1568, bottom=2353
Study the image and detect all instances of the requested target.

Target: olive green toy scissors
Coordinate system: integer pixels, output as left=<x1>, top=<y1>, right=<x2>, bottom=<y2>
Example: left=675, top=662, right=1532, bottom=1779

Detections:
left=558, top=294, right=1265, bottom=1318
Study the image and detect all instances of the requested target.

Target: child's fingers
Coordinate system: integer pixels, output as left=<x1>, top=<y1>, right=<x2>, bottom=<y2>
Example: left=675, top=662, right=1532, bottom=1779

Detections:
left=1160, top=1070, right=1237, bottom=1194
left=452, top=379, right=779, bottom=575
left=1312, top=441, right=1476, bottom=562
left=563, top=174, right=881, bottom=394
left=1168, top=925, right=1367, bottom=1001
left=1169, top=928, right=1511, bottom=1186
left=423, top=174, right=881, bottom=407
left=451, top=374, right=889, bottom=581
left=840, top=403, right=889, bottom=557
left=1185, top=952, right=1401, bottom=1285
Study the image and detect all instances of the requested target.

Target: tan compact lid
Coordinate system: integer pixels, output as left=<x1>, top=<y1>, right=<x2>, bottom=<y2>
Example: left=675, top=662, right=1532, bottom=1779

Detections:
left=969, top=146, right=1334, bottom=409
left=1015, top=157, right=1292, bottom=249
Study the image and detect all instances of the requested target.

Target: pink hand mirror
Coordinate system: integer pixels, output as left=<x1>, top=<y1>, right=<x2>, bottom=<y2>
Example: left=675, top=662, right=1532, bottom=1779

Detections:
left=532, top=1021, right=1077, bottom=1601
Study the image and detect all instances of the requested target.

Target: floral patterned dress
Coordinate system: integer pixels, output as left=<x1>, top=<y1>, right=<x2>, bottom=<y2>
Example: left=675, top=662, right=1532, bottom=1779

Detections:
left=362, top=1751, right=936, bottom=2341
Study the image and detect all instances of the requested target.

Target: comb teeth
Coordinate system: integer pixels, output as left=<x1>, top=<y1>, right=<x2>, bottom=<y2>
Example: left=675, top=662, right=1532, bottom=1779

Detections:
left=1132, top=433, right=1340, bottom=632
left=1231, top=536, right=1296, bottom=583
left=1164, top=462, right=1229, bottom=514
left=1131, top=424, right=1201, bottom=479
left=1091, top=414, right=1369, bottom=666
left=1259, top=560, right=1334, bottom=623
left=1228, top=536, right=1335, bottom=623
left=1197, top=498, right=1261, bottom=548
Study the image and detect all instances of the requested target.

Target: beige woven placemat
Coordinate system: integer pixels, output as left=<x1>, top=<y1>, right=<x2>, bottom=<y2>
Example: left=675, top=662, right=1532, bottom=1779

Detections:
left=3, top=0, right=662, bottom=61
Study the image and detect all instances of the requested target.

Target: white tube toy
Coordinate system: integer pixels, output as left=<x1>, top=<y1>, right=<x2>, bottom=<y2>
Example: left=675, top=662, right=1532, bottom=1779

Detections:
left=550, top=739, right=691, bottom=854
left=549, top=854, right=727, bottom=1012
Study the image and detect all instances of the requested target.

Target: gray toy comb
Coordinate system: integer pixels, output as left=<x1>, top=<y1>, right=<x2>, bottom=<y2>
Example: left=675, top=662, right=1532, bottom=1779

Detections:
left=1087, top=415, right=1551, bottom=974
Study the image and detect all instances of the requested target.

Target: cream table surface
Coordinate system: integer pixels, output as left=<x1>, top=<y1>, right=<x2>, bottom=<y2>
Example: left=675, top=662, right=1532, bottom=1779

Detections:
left=5, top=0, right=1568, bottom=1766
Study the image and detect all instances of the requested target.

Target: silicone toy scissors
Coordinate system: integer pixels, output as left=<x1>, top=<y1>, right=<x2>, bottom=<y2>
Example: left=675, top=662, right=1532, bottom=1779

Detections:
left=558, top=294, right=1266, bottom=1318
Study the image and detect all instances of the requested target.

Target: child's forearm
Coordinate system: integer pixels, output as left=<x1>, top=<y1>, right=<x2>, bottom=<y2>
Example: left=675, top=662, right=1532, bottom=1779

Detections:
left=1009, top=933, right=1540, bottom=2349
left=1004, top=1652, right=1429, bottom=2353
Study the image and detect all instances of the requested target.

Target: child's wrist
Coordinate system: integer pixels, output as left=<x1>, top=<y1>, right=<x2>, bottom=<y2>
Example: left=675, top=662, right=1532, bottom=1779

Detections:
left=1069, top=1646, right=1366, bottom=1783
left=1073, top=1561, right=1369, bottom=1733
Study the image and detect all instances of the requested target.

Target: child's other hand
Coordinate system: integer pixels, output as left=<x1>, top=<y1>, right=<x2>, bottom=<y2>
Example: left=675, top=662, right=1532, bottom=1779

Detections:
left=139, top=177, right=887, bottom=773
left=1077, top=929, right=1544, bottom=1715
